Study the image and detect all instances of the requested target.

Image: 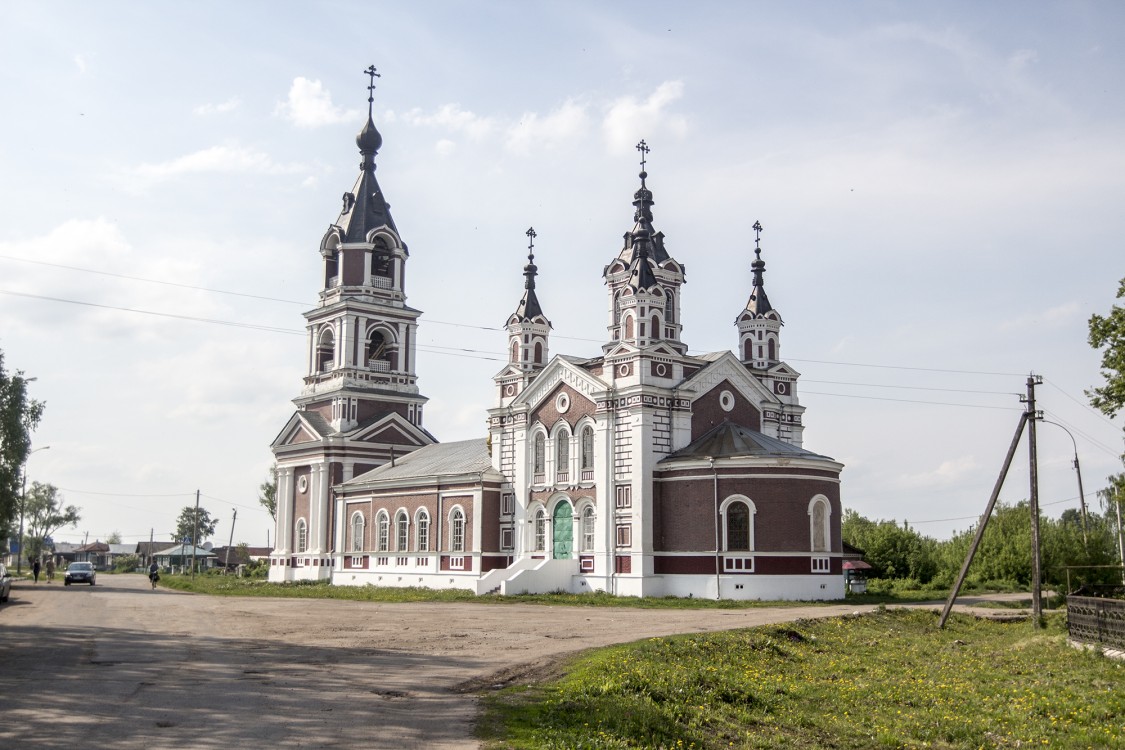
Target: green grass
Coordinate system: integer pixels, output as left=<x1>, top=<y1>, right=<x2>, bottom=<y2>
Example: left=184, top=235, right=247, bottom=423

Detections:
left=479, top=609, right=1125, bottom=749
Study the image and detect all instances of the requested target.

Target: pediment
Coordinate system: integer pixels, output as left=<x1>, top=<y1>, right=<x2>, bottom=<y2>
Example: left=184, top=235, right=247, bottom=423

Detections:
left=768, top=362, right=801, bottom=379
left=683, top=351, right=779, bottom=406
left=272, top=412, right=326, bottom=449
left=348, top=413, right=432, bottom=446
left=513, top=356, right=607, bottom=412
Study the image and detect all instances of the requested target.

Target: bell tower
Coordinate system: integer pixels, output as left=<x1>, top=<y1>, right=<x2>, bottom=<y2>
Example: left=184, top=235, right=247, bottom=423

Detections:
left=299, top=65, right=427, bottom=431
left=603, top=141, right=687, bottom=355
left=506, top=227, right=552, bottom=373
left=735, top=221, right=783, bottom=370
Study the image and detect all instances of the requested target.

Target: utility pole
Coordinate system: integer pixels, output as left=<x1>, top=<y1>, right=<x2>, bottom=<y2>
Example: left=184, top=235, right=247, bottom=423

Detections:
left=1025, top=374, right=1043, bottom=627
left=149, top=528, right=154, bottom=567
left=1115, top=482, right=1125, bottom=586
left=191, top=489, right=200, bottom=579
left=939, top=411, right=1028, bottom=628
left=226, top=509, right=237, bottom=567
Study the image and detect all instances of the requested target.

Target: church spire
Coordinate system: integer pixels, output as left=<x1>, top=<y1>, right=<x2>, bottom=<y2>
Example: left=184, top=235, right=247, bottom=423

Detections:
left=333, top=65, right=396, bottom=243
left=506, top=227, right=551, bottom=372
left=736, top=221, right=784, bottom=368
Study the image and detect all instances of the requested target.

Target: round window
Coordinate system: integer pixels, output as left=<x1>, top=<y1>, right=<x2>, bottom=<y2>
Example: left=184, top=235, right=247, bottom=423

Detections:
left=777, top=382, right=787, bottom=395
left=298, top=475, right=309, bottom=493
left=555, top=392, right=570, bottom=413
left=504, top=384, right=516, bottom=396
left=719, top=390, right=736, bottom=412
left=618, top=364, right=631, bottom=377
left=655, top=363, right=667, bottom=377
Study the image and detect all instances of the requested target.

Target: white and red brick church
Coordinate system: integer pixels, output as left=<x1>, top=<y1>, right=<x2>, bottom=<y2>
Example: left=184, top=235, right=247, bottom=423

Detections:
left=269, top=72, right=846, bottom=600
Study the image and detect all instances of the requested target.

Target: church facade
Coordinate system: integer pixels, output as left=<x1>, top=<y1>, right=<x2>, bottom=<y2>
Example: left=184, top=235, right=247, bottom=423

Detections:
left=269, top=80, right=845, bottom=600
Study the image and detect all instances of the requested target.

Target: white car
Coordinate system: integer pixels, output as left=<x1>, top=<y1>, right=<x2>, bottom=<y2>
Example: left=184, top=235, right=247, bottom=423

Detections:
left=0, top=563, right=11, bottom=602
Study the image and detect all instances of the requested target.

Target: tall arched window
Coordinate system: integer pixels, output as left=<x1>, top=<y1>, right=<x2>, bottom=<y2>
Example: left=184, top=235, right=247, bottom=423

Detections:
left=510, top=340, right=519, bottom=363
left=534, top=341, right=543, bottom=364
left=377, top=512, right=389, bottom=552
left=534, top=508, right=546, bottom=551
left=809, top=496, right=831, bottom=552
left=350, top=512, right=364, bottom=553
left=768, top=338, right=777, bottom=361
left=624, top=314, right=635, bottom=340
left=743, top=338, right=753, bottom=360
left=556, top=430, right=570, bottom=479
left=396, top=510, right=409, bottom=551
left=296, top=519, right=308, bottom=553
left=451, top=508, right=465, bottom=552
left=665, top=290, right=675, bottom=324
left=722, top=497, right=756, bottom=552
left=651, top=314, right=660, bottom=340
left=416, top=510, right=430, bottom=552
left=533, top=433, right=546, bottom=477
left=580, top=426, right=595, bottom=471
left=317, top=328, right=335, bottom=372
left=581, top=506, right=595, bottom=552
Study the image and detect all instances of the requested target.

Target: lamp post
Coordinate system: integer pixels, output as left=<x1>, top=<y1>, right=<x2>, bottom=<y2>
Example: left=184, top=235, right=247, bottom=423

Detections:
left=16, top=445, right=50, bottom=574
left=1040, top=420, right=1089, bottom=548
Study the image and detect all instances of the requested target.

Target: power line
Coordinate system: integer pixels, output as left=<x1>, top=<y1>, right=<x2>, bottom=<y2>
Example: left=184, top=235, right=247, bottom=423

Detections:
left=801, top=379, right=1019, bottom=396
left=802, top=390, right=1022, bottom=411
left=788, top=357, right=1023, bottom=377
left=1043, top=378, right=1122, bottom=432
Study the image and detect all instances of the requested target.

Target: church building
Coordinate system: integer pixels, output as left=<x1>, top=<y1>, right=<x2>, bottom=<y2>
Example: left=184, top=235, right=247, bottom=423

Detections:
left=269, top=73, right=846, bottom=600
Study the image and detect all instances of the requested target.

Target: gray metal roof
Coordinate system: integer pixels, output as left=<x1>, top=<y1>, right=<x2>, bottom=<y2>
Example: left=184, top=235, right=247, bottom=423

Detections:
left=153, top=544, right=217, bottom=557
left=661, top=420, right=833, bottom=462
left=344, top=438, right=495, bottom=485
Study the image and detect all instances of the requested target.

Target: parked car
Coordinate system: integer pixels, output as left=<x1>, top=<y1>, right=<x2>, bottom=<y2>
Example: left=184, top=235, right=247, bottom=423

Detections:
left=64, top=561, right=96, bottom=586
left=0, top=563, right=11, bottom=602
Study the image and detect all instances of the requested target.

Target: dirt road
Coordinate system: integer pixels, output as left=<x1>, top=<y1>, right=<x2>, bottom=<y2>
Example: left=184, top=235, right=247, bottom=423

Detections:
left=0, top=575, right=1002, bottom=749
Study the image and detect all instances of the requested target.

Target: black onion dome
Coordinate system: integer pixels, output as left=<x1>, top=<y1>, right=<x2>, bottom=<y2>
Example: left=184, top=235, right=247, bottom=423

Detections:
left=357, top=115, right=383, bottom=155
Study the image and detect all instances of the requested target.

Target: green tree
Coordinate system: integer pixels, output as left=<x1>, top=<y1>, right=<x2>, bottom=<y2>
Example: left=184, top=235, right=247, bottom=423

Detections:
left=841, top=510, right=938, bottom=582
left=0, top=351, right=45, bottom=535
left=235, top=541, right=251, bottom=564
left=106, top=530, right=122, bottom=544
left=259, top=465, right=277, bottom=521
left=1087, top=277, right=1125, bottom=417
left=23, top=482, right=80, bottom=561
left=172, top=506, right=218, bottom=545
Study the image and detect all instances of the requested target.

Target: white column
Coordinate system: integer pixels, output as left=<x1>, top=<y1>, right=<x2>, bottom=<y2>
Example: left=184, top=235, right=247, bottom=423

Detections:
left=276, top=468, right=294, bottom=555
left=316, top=461, right=331, bottom=553
left=308, top=463, right=322, bottom=553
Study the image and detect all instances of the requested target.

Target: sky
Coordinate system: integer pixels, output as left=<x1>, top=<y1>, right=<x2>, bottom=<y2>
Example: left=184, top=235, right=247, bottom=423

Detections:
left=1, top=1, right=1123, bottom=550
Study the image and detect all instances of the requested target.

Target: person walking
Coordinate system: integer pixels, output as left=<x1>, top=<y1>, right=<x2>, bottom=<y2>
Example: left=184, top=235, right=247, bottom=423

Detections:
left=45, top=557, right=55, bottom=583
left=32, top=558, right=41, bottom=584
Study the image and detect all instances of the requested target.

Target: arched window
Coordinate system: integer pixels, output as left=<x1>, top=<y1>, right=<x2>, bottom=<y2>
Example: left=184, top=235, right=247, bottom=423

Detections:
left=350, top=512, right=364, bottom=553
left=377, top=512, right=389, bottom=552
left=665, top=290, right=675, bottom=324
left=416, top=510, right=430, bottom=552
left=396, top=510, right=409, bottom=551
left=768, top=338, right=777, bottom=361
left=534, top=341, right=543, bottom=364
left=809, top=496, right=831, bottom=552
left=534, top=508, right=546, bottom=551
left=317, top=328, right=335, bottom=372
left=743, top=338, right=753, bottom=361
left=651, top=314, right=660, bottom=340
left=367, top=329, right=392, bottom=370
left=581, top=506, right=595, bottom=552
left=451, top=508, right=465, bottom=552
left=533, top=433, right=546, bottom=476
left=624, top=314, right=634, bottom=340
left=510, top=339, right=519, bottom=363
left=580, top=426, right=595, bottom=470
left=722, top=496, right=756, bottom=552
left=296, top=519, right=308, bottom=553
left=556, top=429, right=570, bottom=478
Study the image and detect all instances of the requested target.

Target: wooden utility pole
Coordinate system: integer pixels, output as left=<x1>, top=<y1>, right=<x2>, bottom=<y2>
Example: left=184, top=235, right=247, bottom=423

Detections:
left=191, top=489, right=200, bottom=580
left=939, top=411, right=1029, bottom=629
left=1026, top=374, right=1043, bottom=627
left=226, top=509, right=237, bottom=567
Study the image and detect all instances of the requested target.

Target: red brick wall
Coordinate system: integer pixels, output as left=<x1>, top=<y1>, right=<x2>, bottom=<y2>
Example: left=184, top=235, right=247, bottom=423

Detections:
left=691, top=379, right=761, bottom=437
left=531, top=383, right=596, bottom=430
left=341, top=246, right=366, bottom=285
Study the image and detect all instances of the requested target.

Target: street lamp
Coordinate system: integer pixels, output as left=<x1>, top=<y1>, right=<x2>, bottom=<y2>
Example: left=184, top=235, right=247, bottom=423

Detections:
left=1039, top=420, right=1089, bottom=548
left=16, top=445, right=50, bottom=574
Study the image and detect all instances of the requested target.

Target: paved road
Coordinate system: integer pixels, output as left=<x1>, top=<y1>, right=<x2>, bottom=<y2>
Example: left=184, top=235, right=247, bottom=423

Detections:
left=0, top=574, right=1019, bottom=749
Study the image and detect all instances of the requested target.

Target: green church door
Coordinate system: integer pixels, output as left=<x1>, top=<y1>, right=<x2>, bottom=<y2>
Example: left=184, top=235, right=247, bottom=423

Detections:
left=552, top=503, right=573, bottom=559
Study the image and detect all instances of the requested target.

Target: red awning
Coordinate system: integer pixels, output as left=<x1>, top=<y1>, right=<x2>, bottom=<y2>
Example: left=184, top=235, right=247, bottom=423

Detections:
left=843, top=560, right=873, bottom=570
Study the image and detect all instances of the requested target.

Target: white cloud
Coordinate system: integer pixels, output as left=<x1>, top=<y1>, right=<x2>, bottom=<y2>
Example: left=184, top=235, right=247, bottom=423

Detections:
left=602, top=81, right=689, bottom=152
left=997, top=302, right=1080, bottom=332
left=434, top=139, right=456, bottom=156
left=275, top=77, right=360, bottom=128
left=506, top=99, right=590, bottom=154
left=193, top=97, right=241, bottom=116
left=128, top=144, right=307, bottom=182
left=395, top=104, right=495, bottom=139
left=897, top=455, right=978, bottom=489
left=73, top=54, right=87, bottom=75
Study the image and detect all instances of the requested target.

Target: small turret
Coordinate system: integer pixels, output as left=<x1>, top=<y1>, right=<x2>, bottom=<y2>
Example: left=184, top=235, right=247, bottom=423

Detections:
left=736, top=221, right=783, bottom=369
left=506, top=227, right=552, bottom=371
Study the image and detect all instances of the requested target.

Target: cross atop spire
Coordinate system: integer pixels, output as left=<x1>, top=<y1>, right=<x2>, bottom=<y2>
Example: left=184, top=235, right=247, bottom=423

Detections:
left=525, top=226, right=537, bottom=261
left=636, top=139, right=650, bottom=171
left=364, top=65, right=381, bottom=117
left=753, top=220, right=763, bottom=258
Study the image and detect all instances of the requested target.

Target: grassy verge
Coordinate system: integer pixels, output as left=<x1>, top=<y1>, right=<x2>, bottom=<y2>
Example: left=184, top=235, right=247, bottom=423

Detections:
left=479, top=609, right=1124, bottom=749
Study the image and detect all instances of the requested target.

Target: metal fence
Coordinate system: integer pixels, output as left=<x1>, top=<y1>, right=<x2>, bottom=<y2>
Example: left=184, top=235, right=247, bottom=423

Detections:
left=1067, top=596, right=1125, bottom=650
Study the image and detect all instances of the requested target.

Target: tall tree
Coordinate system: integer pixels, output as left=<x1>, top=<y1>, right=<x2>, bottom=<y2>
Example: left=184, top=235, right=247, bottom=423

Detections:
left=258, top=465, right=277, bottom=521
left=172, top=506, right=218, bottom=545
left=1087, top=277, right=1125, bottom=417
left=106, top=530, right=122, bottom=544
left=0, top=351, right=45, bottom=535
left=23, top=482, right=80, bottom=561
